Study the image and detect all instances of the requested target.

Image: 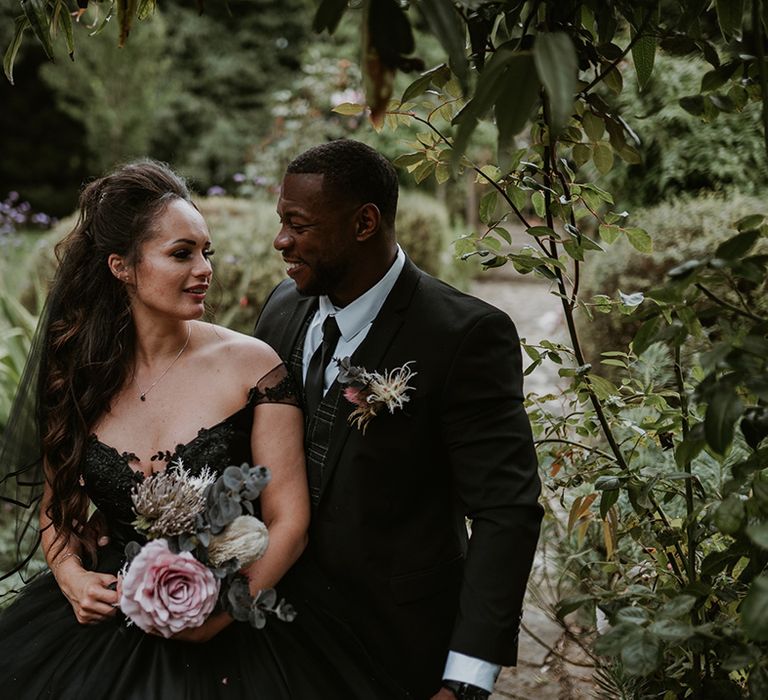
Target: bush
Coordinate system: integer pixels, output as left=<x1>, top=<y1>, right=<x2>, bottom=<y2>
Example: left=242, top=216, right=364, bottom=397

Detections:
left=605, top=53, right=768, bottom=207
left=579, top=190, right=768, bottom=359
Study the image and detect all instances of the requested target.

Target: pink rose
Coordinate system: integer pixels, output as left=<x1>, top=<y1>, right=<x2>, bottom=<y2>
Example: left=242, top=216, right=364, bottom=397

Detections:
left=120, top=539, right=220, bottom=638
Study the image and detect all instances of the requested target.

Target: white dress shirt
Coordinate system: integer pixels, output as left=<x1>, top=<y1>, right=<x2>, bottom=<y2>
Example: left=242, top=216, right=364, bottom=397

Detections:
left=302, top=245, right=500, bottom=692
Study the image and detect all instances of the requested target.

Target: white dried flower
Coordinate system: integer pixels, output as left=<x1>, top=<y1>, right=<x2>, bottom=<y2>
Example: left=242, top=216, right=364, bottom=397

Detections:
left=340, top=361, right=417, bottom=434
left=132, top=461, right=215, bottom=539
left=208, top=515, right=269, bottom=568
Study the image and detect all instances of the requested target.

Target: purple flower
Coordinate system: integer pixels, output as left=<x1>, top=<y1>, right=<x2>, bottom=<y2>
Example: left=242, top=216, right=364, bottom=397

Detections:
left=206, top=186, right=226, bottom=197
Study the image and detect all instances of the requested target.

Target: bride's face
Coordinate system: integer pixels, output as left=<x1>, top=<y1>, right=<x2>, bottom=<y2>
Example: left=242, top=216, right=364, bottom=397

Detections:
left=123, top=199, right=214, bottom=320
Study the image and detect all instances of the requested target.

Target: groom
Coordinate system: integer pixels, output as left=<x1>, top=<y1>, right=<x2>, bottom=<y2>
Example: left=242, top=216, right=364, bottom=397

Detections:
left=254, top=140, right=542, bottom=700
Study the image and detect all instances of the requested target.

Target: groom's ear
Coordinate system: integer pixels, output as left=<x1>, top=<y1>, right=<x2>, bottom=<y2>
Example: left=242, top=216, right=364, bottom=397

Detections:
left=354, top=203, right=381, bottom=242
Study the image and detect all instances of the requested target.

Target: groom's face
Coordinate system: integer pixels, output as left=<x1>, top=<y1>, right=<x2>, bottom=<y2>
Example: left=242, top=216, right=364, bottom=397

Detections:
left=275, top=173, right=361, bottom=306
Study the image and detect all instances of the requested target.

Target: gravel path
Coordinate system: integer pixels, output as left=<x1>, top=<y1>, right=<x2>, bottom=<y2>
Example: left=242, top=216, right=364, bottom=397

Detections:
left=469, top=266, right=596, bottom=700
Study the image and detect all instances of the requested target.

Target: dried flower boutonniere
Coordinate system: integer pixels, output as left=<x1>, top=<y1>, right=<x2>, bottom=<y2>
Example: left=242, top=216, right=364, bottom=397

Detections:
left=335, top=357, right=417, bottom=434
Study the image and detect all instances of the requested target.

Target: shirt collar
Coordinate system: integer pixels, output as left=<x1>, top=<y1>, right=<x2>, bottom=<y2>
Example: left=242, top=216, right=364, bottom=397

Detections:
left=318, top=246, right=405, bottom=341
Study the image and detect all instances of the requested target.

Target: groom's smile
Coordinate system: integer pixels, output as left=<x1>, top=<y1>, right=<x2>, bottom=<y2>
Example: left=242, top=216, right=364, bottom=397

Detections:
left=274, top=173, right=367, bottom=307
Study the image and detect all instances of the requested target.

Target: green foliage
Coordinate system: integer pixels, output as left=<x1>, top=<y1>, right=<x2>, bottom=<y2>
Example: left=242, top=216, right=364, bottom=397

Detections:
left=39, top=12, right=170, bottom=175
left=605, top=54, right=768, bottom=206
left=580, top=191, right=768, bottom=358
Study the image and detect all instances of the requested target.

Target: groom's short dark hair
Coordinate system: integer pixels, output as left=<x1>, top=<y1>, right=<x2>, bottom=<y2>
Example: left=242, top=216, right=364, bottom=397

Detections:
left=286, top=140, right=399, bottom=228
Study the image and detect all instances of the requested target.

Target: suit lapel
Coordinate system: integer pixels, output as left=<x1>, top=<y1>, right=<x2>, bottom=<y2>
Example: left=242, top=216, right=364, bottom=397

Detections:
left=317, top=259, right=422, bottom=505
left=280, top=296, right=317, bottom=393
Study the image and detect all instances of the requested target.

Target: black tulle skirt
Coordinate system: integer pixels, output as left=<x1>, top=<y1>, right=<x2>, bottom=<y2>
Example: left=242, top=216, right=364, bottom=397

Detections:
left=0, top=546, right=406, bottom=700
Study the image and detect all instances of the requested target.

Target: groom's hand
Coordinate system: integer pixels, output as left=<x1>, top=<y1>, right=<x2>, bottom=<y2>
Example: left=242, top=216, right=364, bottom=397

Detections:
left=430, top=690, right=457, bottom=700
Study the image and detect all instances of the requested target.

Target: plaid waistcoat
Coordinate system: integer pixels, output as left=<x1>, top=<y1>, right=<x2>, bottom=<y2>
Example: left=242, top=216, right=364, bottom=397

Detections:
left=288, top=316, right=343, bottom=507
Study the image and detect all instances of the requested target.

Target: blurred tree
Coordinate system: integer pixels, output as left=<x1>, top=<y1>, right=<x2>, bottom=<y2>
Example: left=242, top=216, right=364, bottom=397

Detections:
left=39, top=11, right=171, bottom=176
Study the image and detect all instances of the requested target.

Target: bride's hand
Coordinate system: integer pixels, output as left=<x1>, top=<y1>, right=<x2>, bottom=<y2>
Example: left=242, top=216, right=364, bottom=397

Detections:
left=54, top=559, right=119, bottom=625
left=169, top=611, right=233, bottom=643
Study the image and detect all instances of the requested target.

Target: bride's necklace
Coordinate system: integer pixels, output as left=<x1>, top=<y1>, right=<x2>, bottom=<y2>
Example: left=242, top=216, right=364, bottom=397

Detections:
left=135, top=324, right=192, bottom=402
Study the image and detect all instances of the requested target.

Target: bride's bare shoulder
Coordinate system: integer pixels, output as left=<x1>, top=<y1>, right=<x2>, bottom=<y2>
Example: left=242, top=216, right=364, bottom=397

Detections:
left=193, top=321, right=281, bottom=375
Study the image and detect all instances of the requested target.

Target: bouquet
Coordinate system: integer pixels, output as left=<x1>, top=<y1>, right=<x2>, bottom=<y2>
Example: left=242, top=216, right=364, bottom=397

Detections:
left=119, top=461, right=295, bottom=638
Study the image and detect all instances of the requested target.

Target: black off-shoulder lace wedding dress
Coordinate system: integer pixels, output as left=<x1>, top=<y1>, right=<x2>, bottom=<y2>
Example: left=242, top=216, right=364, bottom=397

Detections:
left=0, top=365, right=404, bottom=700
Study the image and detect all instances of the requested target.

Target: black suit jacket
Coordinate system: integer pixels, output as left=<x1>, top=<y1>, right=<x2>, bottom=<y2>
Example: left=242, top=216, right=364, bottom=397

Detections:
left=254, top=259, right=542, bottom=699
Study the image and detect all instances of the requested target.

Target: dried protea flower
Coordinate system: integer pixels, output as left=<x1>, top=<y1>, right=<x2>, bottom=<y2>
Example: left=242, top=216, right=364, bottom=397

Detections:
left=208, top=515, right=269, bottom=568
left=132, top=462, right=215, bottom=539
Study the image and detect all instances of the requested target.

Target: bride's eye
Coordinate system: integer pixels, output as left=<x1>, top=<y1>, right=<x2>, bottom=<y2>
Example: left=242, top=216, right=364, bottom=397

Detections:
left=204, top=248, right=216, bottom=259
left=172, top=250, right=191, bottom=259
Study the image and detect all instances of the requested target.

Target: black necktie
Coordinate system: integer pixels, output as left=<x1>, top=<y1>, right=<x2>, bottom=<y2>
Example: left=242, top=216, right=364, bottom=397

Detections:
left=305, top=315, right=342, bottom=417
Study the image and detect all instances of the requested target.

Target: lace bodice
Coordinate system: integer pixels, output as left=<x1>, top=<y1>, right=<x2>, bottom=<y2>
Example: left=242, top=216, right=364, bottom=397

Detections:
left=81, top=364, right=297, bottom=547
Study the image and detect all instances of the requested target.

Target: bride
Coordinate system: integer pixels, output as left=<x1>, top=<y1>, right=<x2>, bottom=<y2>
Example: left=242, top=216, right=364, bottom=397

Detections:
left=0, top=160, right=404, bottom=699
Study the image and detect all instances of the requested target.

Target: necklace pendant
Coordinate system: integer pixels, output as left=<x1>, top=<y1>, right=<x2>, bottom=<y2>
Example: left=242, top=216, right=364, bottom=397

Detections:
left=140, top=394, right=146, bottom=402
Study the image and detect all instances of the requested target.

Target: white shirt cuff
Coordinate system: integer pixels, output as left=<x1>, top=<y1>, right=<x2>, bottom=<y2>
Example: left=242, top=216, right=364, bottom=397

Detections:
left=443, top=651, right=500, bottom=693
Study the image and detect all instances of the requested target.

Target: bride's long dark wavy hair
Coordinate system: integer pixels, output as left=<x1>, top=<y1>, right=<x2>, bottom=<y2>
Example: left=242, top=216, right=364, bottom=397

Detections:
left=40, top=160, right=191, bottom=558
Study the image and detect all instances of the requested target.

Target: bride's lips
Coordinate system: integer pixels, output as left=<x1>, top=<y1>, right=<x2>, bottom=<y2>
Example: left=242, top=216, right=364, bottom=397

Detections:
left=184, top=284, right=208, bottom=301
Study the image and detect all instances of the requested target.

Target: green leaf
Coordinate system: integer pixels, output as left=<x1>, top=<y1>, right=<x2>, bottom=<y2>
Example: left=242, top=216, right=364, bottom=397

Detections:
left=393, top=152, right=425, bottom=168
left=716, top=230, right=760, bottom=259
left=632, top=316, right=662, bottom=356
left=137, top=0, right=156, bottom=21
left=495, top=54, right=540, bottom=169
left=649, top=619, right=694, bottom=642
left=401, top=63, right=451, bottom=103
left=527, top=225, right=556, bottom=238
left=21, top=0, right=53, bottom=60
left=419, top=0, right=469, bottom=92
left=714, top=494, right=746, bottom=535
left=736, top=213, right=765, bottom=231
left=742, top=574, right=768, bottom=641
left=479, top=190, right=498, bottom=224
left=594, top=623, right=636, bottom=656
left=621, top=629, right=661, bottom=676
left=595, top=475, right=620, bottom=490
left=555, top=594, right=593, bottom=619
left=452, top=42, right=521, bottom=165
left=674, top=435, right=705, bottom=469
left=572, top=143, right=591, bottom=166
left=3, top=15, right=29, bottom=85
left=700, top=61, right=739, bottom=92
left=506, top=185, right=527, bottom=211
left=599, top=488, right=619, bottom=518
left=60, top=4, right=74, bottom=59
left=715, top=0, right=745, bottom=40
left=582, top=112, right=604, bottom=141
left=625, top=227, right=653, bottom=253
left=617, top=607, right=649, bottom=624
left=679, top=95, right=706, bottom=116
left=592, top=142, right=614, bottom=174
left=746, top=523, right=768, bottom=550
left=313, top=0, right=348, bottom=33
left=531, top=190, right=545, bottom=218
left=331, top=102, right=365, bottom=116
left=631, top=32, right=656, bottom=91
left=598, top=224, right=621, bottom=244
left=705, top=390, right=744, bottom=453
left=659, top=595, right=697, bottom=618
left=534, top=32, right=578, bottom=134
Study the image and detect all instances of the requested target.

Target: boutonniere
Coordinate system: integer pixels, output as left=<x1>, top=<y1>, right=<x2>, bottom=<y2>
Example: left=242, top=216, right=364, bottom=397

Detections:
left=335, top=357, right=417, bottom=434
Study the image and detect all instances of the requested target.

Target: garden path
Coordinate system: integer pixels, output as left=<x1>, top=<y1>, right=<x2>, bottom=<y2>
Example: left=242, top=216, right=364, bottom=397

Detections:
left=469, top=264, right=597, bottom=700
